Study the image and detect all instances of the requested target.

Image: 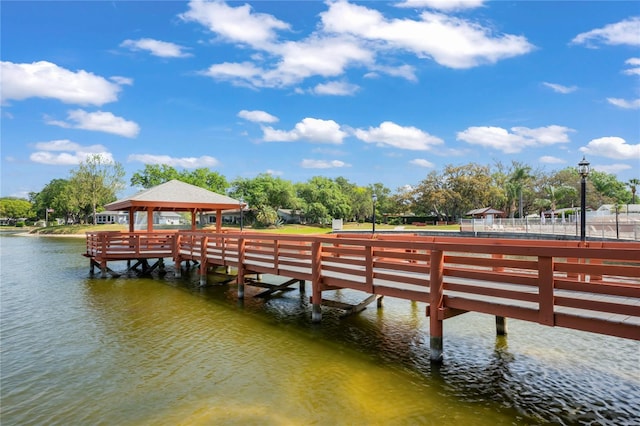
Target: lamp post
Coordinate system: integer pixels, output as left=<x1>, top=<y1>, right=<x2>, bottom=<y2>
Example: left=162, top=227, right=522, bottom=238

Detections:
left=372, top=194, right=377, bottom=234
left=578, top=156, right=590, bottom=241
left=239, top=197, right=244, bottom=231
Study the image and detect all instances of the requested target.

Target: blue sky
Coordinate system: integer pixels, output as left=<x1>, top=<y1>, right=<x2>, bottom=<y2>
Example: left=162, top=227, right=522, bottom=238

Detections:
left=2, top=0, right=639, bottom=199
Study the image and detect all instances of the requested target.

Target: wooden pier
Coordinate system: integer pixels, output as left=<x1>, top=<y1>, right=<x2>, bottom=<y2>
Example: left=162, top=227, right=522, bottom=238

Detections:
left=85, top=230, right=640, bottom=362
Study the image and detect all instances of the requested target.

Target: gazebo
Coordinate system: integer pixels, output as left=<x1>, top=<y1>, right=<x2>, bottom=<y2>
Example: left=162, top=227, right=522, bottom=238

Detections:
left=104, top=179, right=245, bottom=232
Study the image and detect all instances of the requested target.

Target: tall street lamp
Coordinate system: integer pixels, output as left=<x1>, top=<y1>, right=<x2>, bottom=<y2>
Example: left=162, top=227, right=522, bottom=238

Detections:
left=372, top=194, right=377, bottom=234
left=578, top=156, right=590, bottom=242
left=239, top=196, right=244, bottom=231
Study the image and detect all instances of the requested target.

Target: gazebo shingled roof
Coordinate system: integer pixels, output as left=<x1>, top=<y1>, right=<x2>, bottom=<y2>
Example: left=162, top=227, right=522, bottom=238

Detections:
left=104, top=180, right=244, bottom=232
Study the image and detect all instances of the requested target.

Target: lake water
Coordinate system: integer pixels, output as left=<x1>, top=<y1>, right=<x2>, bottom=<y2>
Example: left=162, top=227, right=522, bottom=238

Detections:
left=1, top=232, right=638, bottom=425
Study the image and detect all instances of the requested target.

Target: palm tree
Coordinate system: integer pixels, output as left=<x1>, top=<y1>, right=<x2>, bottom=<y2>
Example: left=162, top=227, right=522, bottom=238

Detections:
left=628, top=178, right=640, bottom=204
left=508, top=165, right=532, bottom=218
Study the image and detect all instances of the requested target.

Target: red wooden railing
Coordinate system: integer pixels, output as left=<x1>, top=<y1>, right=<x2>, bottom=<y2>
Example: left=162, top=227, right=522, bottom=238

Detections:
left=87, top=230, right=640, bottom=361
left=86, top=231, right=176, bottom=261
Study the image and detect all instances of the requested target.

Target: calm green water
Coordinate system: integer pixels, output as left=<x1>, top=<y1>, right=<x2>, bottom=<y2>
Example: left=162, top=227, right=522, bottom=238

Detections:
left=1, top=233, right=638, bottom=425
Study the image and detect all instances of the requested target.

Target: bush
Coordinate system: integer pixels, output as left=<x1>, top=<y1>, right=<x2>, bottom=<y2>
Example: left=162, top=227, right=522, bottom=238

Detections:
left=15, top=222, right=25, bottom=227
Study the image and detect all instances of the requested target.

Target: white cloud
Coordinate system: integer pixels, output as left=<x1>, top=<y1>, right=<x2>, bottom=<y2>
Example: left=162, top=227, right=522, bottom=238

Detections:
left=271, top=36, right=373, bottom=83
left=29, top=139, right=113, bottom=165
left=607, top=97, right=640, bottom=109
left=370, top=64, right=418, bottom=81
left=539, top=156, right=566, bottom=165
left=354, top=121, right=443, bottom=150
left=456, top=125, right=574, bottom=153
left=311, top=80, right=360, bottom=96
left=1, top=61, right=125, bottom=106
left=300, top=159, right=350, bottom=169
left=580, top=137, right=640, bottom=160
left=46, top=109, right=140, bottom=138
left=571, top=17, right=640, bottom=48
left=396, top=0, right=485, bottom=10
left=110, top=76, right=134, bottom=86
left=200, top=61, right=264, bottom=87
left=238, top=109, right=279, bottom=123
left=320, top=2, right=534, bottom=69
left=623, top=57, right=640, bottom=76
left=127, top=154, right=219, bottom=168
left=188, top=0, right=530, bottom=91
left=595, top=163, right=632, bottom=174
left=409, top=158, right=435, bottom=168
left=542, top=82, right=577, bottom=94
left=262, top=117, right=347, bottom=144
left=121, top=38, right=191, bottom=58
left=180, top=0, right=290, bottom=48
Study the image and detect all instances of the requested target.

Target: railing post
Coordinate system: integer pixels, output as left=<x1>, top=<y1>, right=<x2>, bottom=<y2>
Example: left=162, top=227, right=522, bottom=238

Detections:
left=199, top=235, right=208, bottom=286
left=100, top=233, right=108, bottom=278
left=538, top=256, right=555, bottom=326
left=492, top=253, right=507, bottom=335
left=237, top=237, right=246, bottom=299
left=311, top=240, right=323, bottom=323
left=365, top=243, right=374, bottom=293
left=429, top=249, right=444, bottom=363
left=174, top=233, right=182, bottom=278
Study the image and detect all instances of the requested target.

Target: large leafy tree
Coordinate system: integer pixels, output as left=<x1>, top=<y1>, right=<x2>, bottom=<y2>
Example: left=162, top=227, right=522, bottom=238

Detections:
left=413, top=164, right=498, bottom=220
left=296, top=176, right=351, bottom=224
left=588, top=170, right=630, bottom=205
left=333, top=177, right=390, bottom=222
left=0, top=197, right=33, bottom=221
left=131, top=165, right=228, bottom=194
left=181, top=168, right=228, bottom=194
left=130, top=164, right=180, bottom=188
left=230, top=173, right=298, bottom=211
left=29, top=179, right=74, bottom=223
left=69, top=155, right=126, bottom=223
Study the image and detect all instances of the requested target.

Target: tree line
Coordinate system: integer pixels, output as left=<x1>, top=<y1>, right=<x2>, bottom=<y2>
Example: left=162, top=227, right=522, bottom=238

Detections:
left=1, top=154, right=638, bottom=226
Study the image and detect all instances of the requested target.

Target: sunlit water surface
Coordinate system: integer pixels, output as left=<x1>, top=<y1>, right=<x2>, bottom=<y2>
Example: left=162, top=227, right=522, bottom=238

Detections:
left=1, top=233, right=638, bottom=425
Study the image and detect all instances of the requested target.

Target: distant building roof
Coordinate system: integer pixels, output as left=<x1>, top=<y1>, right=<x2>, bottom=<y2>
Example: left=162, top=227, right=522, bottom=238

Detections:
left=105, top=180, right=243, bottom=212
left=466, top=207, right=505, bottom=216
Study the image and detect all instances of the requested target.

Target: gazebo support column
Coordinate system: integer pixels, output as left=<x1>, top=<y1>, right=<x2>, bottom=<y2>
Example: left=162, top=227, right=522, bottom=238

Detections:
left=216, top=210, right=222, bottom=233
left=147, top=209, right=154, bottom=232
left=128, top=209, right=135, bottom=232
left=191, top=210, right=197, bottom=231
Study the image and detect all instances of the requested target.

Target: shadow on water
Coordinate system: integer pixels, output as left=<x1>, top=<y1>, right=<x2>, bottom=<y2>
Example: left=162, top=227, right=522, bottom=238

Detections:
left=136, top=265, right=639, bottom=425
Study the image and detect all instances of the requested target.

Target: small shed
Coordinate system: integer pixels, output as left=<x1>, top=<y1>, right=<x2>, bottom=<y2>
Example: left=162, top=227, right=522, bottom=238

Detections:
left=104, top=180, right=245, bottom=232
left=466, top=207, right=505, bottom=224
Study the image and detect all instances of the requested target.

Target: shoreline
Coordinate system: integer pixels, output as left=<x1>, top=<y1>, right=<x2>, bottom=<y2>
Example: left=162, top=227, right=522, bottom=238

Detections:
left=3, top=230, right=86, bottom=238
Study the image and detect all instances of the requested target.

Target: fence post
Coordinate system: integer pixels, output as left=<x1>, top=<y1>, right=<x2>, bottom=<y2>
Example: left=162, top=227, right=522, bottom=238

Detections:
left=429, top=249, right=444, bottom=363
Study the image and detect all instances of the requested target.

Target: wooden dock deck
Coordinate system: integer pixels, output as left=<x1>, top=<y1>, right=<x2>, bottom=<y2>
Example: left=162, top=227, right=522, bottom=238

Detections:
left=86, top=230, right=640, bottom=362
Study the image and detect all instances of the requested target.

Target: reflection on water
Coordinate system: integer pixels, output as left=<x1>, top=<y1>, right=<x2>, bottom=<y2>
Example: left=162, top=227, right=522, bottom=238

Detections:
left=1, top=233, right=638, bottom=425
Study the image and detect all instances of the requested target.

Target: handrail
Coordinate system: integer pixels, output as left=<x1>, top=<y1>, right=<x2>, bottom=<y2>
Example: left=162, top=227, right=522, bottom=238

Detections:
left=86, top=230, right=640, bottom=347
left=175, top=231, right=640, bottom=342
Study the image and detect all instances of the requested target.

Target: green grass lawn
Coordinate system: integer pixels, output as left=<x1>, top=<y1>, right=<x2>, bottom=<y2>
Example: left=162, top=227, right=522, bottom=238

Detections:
left=27, top=222, right=460, bottom=236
